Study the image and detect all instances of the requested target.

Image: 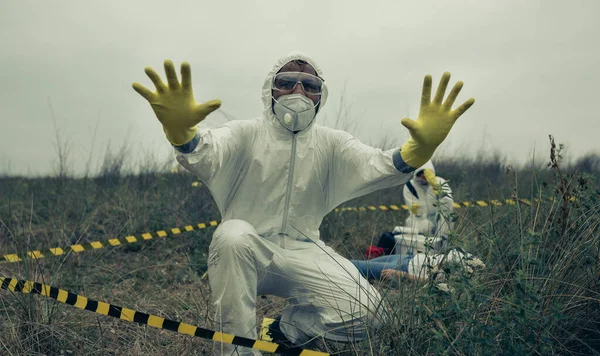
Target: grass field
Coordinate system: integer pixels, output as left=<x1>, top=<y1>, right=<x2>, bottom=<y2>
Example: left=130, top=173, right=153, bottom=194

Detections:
left=1, top=138, right=599, bottom=355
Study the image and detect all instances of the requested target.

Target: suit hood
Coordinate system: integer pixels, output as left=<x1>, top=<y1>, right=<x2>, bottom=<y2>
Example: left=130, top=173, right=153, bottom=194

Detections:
left=260, top=51, right=329, bottom=132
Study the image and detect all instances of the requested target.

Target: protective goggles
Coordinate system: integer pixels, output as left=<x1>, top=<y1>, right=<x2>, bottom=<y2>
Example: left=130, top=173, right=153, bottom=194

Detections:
left=272, top=72, right=323, bottom=95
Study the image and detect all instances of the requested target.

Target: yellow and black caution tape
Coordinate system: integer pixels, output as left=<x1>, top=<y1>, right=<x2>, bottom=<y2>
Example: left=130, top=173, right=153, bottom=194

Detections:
left=1, top=220, right=220, bottom=264
left=2, top=196, right=578, bottom=264
left=0, top=277, right=328, bottom=356
left=332, top=196, right=576, bottom=213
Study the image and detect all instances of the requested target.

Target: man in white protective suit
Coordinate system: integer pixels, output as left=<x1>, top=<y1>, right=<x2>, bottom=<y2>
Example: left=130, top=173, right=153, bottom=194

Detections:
left=400, top=160, right=455, bottom=239
left=132, top=52, right=475, bottom=355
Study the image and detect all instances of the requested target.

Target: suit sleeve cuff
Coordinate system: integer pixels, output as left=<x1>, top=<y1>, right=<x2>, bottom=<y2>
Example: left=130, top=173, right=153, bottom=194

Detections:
left=392, top=148, right=416, bottom=174
left=173, top=133, right=200, bottom=153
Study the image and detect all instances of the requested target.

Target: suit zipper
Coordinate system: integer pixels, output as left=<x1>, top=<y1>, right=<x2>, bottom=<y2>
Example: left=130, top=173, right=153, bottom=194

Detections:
left=280, top=133, right=297, bottom=248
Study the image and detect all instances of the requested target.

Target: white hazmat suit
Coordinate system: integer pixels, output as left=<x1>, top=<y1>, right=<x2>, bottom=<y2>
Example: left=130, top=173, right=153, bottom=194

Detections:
left=400, top=160, right=455, bottom=238
left=173, top=52, right=416, bottom=355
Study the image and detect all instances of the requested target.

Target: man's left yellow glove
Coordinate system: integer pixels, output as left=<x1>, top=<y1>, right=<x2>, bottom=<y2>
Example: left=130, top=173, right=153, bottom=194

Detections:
left=400, top=72, right=475, bottom=169
left=423, top=169, right=439, bottom=195
left=132, top=60, right=221, bottom=146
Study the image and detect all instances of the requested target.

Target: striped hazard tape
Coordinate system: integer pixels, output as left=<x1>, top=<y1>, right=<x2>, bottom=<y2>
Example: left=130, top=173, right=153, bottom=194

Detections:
left=0, top=277, right=329, bottom=355
left=1, top=220, right=219, bottom=264
left=332, top=196, right=576, bottom=213
left=2, top=195, right=577, bottom=264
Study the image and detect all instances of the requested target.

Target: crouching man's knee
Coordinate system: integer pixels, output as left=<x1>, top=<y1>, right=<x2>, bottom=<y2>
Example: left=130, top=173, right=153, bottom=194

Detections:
left=207, top=219, right=260, bottom=269
left=211, top=219, right=258, bottom=249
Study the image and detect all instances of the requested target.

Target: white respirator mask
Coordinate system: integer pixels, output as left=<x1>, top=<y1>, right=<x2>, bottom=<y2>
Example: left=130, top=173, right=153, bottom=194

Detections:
left=272, top=94, right=319, bottom=132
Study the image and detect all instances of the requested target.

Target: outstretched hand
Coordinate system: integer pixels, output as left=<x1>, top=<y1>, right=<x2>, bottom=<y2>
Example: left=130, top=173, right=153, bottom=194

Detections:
left=381, top=269, right=421, bottom=282
left=380, top=269, right=401, bottom=280
left=132, top=60, right=221, bottom=146
left=400, top=72, right=475, bottom=168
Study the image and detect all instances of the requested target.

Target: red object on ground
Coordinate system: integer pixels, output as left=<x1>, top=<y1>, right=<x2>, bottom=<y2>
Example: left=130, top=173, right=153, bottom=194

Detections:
left=365, top=245, right=385, bottom=259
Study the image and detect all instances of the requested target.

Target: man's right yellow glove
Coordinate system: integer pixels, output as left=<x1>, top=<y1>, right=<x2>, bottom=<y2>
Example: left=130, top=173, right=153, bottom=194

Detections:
left=132, top=60, right=221, bottom=146
left=400, top=72, right=475, bottom=169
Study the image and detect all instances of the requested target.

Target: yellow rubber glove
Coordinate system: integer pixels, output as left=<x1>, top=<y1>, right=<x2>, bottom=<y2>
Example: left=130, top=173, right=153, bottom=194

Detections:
left=400, top=72, right=475, bottom=169
left=423, top=169, right=439, bottom=195
left=132, top=60, right=222, bottom=146
left=410, top=204, right=421, bottom=216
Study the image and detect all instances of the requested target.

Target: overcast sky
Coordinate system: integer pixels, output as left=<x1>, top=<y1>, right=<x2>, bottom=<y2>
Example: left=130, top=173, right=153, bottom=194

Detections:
left=1, top=0, right=598, bottom=176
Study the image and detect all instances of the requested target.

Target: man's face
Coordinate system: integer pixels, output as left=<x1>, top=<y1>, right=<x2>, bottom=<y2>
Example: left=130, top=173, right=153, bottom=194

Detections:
left=272, top=61, right=321, bottom=105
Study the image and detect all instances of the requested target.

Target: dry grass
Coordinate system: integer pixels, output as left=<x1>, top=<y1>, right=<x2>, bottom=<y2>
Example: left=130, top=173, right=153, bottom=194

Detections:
left=1, top=140, right=599, bottom=355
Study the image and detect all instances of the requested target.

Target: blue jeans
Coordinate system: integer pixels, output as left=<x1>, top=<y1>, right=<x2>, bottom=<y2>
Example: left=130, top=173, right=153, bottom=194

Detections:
left=350, top=254, right=413, bottom=280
